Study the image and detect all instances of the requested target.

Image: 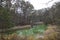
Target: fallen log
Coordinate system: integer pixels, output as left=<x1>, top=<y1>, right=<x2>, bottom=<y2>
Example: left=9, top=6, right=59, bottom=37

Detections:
left=0, top=25, right=31, bottom=33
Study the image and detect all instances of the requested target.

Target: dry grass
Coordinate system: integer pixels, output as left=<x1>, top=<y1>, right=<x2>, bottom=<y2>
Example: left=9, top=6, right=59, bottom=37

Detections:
left=44, top=25, right=57, bottom=40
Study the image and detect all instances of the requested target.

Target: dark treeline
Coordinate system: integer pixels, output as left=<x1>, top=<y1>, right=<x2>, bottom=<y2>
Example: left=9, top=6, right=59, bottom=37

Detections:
left=0, top=0, right=60, bottom=31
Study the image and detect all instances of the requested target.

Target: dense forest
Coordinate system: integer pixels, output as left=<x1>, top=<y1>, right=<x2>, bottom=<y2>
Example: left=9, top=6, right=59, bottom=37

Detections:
left=0, top=0, right=60, bottom=40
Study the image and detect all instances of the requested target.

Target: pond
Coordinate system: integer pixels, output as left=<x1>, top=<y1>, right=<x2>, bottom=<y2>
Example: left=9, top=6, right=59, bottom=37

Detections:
left=16, top=24, right=47, bottom=36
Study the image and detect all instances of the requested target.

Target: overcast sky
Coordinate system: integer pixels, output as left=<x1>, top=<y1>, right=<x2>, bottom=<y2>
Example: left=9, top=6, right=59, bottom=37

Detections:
left=25, top=0, right=60, bottom=10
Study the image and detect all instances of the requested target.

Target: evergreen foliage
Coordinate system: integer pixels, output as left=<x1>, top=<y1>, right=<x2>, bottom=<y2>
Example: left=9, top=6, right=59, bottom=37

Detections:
left=0, top=7, right=14, bottom=29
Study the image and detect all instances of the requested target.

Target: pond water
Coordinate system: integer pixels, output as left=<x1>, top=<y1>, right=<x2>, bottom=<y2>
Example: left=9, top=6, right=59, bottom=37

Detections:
left=16, top=24, right=47, bottom=36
